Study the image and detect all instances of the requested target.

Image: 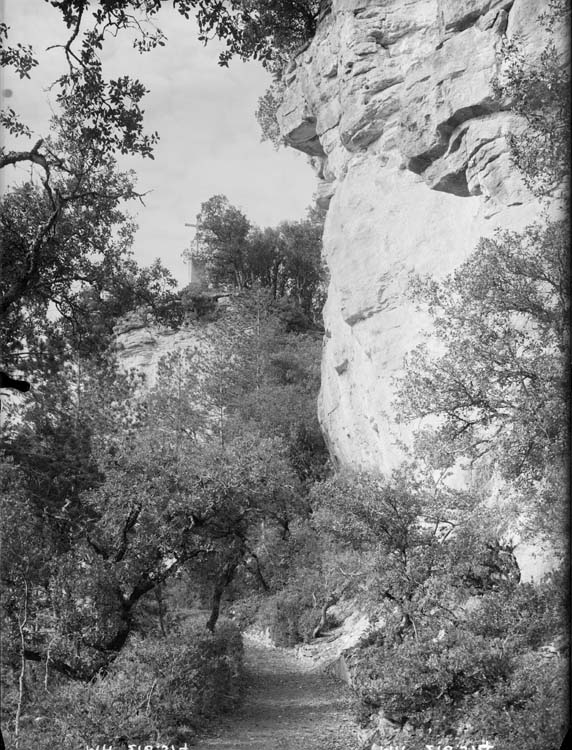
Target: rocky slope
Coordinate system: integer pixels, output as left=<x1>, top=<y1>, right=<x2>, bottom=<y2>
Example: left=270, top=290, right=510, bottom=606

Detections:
left=277, top=0, right=566, bottom=472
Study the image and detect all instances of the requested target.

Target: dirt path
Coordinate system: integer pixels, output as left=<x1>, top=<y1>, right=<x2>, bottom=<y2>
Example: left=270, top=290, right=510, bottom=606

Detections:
left=192, top=635, right=359, bottom=750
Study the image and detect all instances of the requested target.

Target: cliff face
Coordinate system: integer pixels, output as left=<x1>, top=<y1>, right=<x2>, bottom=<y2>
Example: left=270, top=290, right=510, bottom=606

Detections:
left=113, top=310, right=210, bottom=387
left=277, top=0, right=566, bottom=472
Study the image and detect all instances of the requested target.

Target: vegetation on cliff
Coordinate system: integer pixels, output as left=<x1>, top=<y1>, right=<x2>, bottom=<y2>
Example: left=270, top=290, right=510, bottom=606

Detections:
left=396, top=217, right=569, bottom=552
left=340, top=6, right=570, bottom=746
left=187, top=194, right=325, bottom=323
left=0, top=2, right=569, bottom=749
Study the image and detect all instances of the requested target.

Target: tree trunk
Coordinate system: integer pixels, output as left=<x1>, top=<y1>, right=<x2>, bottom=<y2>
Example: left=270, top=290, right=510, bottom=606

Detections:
left=206, top=560, right=238, bottom=632
left=312, top=591, right=340, bottom=639
left=155, top=583, right=167, bottom=637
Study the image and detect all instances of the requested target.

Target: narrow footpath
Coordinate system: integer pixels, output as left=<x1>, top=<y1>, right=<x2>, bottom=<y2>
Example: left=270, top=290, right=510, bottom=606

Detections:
left=193, top=635, right=359, bottom=750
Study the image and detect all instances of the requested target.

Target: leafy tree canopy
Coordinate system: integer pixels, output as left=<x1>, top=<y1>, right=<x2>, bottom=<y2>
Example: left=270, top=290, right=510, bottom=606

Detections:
left=493, top=0, right=570, bottom=194
left=396, top=5, right=570, bottom=552
left=0, top=157, right=176, bottom=363
left=190, top=195, right=325, bottom=325
left=1, top=0, right=323, bottom=167
left=395, top=218, right=569, bottom=549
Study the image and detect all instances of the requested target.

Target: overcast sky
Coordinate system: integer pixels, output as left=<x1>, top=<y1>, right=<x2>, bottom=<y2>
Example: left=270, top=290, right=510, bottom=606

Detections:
left=0, top=0, right=316, bottom=287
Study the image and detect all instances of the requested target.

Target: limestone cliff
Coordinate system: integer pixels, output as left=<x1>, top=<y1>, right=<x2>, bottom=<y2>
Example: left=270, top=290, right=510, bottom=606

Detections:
left=112, top=309, right=209, bottom=387
left=277, top=0, right=567, bottom=474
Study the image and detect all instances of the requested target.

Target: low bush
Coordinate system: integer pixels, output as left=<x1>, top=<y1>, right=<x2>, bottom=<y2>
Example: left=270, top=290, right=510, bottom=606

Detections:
left=345, top=573, right=569, bottom=749
left=258, top=571, right=325, bottom=646
left=259, top=587, right=316, bottom=646
left=462, top=651, right=568, bottom=750
left=2, top=619, right=244, bottom=749
left=349, top=626, right=512, bottom=732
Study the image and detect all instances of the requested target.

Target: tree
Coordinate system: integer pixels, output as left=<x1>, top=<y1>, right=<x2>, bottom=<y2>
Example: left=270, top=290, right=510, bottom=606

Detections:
left=312, top=470, right=503, bottom=630
left=234, top=323, right=328, bottom=484
left=0, top=360, right=150, bottom=679
left=0, top=126, right=177, bottom=366
left=188, top=287, right=328, bottom=482
left=1, top=294, right=321, bottom=681
left=193, top=195, right=252, bottom=290
left=1, top=15, right=162, bottom=353
left=1, top=1, right=323, bottom=173
left=195, top=0, right=323, bottom=72
left=244, top=226, right=284, bottom=293
left=145, top=347, right=209, bottom=450
left=395, top=218, right=569, bottom=548
left=309, top=469, right=571, bottom=745
left=278, top=213, right=325, bottom=321
left=492, top=0, right=570, bottom=195
left=190, top=196, right=325, bottom=326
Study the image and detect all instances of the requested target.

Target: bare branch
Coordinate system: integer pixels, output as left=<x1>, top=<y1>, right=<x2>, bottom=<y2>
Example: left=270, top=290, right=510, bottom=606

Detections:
left=0, top=139, right=48, bottom=172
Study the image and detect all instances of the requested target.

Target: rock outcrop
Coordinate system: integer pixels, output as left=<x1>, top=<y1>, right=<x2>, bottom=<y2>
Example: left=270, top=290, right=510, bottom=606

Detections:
left=277, top=0, right=566, bottom=472
left=113, top=309, right=207, bottom=388
left=276, top=0, right=567, bottom=578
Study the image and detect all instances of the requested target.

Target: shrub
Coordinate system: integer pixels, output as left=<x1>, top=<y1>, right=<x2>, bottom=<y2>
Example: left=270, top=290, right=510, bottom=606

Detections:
left=180, top=282, right=218, bottom=320
left=349, top=626, right=512, bottom=733
left=462, top=652, right=569, bottom=750
left=256, top=80, right=286, bottom=148
left=345, top=572, right=569, bottom=747
left=2, top=620, right=244, bottom=749
left=258, top=571, right=325, bottom=646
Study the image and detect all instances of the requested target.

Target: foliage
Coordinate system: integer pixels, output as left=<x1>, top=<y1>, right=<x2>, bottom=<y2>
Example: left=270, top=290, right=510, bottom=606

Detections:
left=190, top=196, right=325, bottom=324
left=0, top=281, right=327, bottom=692
left=179, top=282, right=219, bottom=320
left=192, top=195, right=252, bottom=289
left=460, top=652, right=568, bottom=750
left=312, top=469, right=519, bottom=618
left=256, top=79, right=287, bottom=147
left=277, top=213, right=325, bottom=321
left=313, top=471, right=568, bottom=746
left=1, top=619, right=244, bottom=749
left=394, top=218, right=569, bottom=550
left=259, top=572, right=325, bottom=646
left=228, top=312, right=328, bottom=482
left=1, top=363, right=151, bottom=678
left=0, top=136, right=177, bottom=363
left=2, top=3, right=164, bottom=163
left=346, top=574, right=568, bottom=749
left=2, top=0, right=322, bottom=180
left=493, top=0, right=570, bottom=194
left=195, top=0, right=322, bottom=72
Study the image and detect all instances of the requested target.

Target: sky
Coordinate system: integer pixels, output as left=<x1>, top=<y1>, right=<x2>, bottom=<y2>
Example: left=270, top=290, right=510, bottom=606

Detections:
left=0, top=0, right=316, bottom=287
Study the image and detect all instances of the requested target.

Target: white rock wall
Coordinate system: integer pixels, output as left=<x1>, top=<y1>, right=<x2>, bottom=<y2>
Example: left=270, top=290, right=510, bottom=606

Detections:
left=277, top=0, right=567, bottom=578
left=113, top=312, right=209, bottom=388
left=277, top=0, right=566, bottom=471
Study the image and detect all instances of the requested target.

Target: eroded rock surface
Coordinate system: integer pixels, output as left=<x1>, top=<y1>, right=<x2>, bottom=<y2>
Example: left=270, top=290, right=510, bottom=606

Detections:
left=113, top=310, right=208, bottom=388
left=277, top=0, right=567, bottom=474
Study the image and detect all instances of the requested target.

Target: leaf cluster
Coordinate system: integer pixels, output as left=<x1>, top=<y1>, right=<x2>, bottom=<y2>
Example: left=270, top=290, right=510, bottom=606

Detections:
left=394, top=219, right=569, bottom=548
left=1, top=619, right=244, bottom=749
left=492, top=0, right=570, bottom=194
left=311, top=471, right=568, bottom=747
left=191, top=195, right=325, bottom=324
